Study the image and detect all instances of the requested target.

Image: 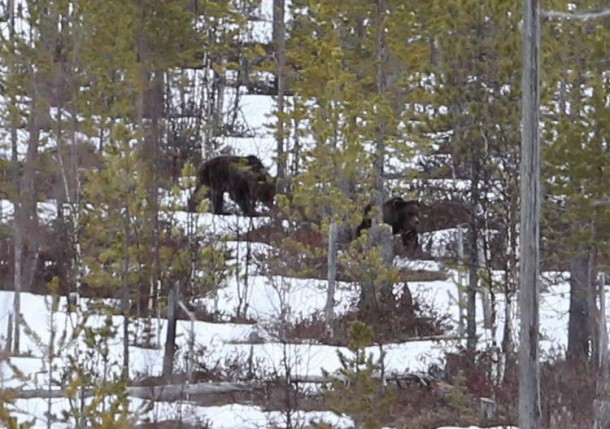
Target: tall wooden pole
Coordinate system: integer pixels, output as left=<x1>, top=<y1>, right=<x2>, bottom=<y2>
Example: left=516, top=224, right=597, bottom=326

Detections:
left=519, top=0, right=541, bottom=427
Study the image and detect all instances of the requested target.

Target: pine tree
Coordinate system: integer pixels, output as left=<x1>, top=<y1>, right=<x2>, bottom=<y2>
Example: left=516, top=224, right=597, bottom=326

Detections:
left=315, top=321, right=393, bottom=429
left=275, top=0, right=433, bottom=322
left=541, top=1, right=610, bottom=366
left=418, top=0, right=523, bottom=354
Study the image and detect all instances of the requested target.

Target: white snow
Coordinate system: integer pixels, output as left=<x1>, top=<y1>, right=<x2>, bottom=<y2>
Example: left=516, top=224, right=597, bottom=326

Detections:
left=0, top=82, right=584, bottom=429
left=0, top=4, right=598, bottom=426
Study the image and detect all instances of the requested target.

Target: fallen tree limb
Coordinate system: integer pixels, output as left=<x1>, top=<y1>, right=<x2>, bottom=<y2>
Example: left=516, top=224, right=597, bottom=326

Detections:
left=4, top=369, right=447, bottom=402
left=288, top=372, right=437, bottom=386
left=3, top=381, right=264, bottom=401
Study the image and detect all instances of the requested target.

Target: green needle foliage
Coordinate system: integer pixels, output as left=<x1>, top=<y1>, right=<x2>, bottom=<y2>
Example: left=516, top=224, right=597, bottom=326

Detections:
left=315, top=321, right=393, bottom=429
left=274, top=0, right=434, bottom=320
left=542, top=1, right=610, bottom=260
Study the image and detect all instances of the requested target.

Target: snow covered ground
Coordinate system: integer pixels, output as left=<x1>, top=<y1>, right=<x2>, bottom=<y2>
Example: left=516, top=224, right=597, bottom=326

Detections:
left=2, top=262, right=558, bottom=429
left=0, top=209, right=583, bottom=429
left=0, top=87, right=595, bottom=429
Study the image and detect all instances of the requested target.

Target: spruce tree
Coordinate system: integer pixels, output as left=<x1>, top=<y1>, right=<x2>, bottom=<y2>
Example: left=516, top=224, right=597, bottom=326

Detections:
left=541, top=1, right=610, bottom=366
left=279, top=0, right=433, bottom=322
left=315, top=321, right=393, bottom=429
left=419, top=0, right=522, bottom=354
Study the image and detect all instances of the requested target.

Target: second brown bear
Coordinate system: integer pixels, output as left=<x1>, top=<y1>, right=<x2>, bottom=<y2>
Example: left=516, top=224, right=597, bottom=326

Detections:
left=356, top=197, right=420, bottom=250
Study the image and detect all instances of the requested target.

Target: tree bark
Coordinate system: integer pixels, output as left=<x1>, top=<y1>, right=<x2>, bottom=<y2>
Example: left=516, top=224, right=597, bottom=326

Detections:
left=567, top=247, right=591, bottom=363
left=373, top=0, right=394, bottom=308
left=273, top=0, right=287, bottom=191
left=325, top=222, right=337, bottom=338
left=162, top=281, right=179, bottom=378
left=518, top=0, right=542, bottom=427
left=466, top=207, right=478, bottom=352
left=14, top=60, right=44, bottom=355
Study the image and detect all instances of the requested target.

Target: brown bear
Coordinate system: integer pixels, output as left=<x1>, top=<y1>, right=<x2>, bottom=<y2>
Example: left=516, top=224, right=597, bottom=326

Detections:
left=187, top=154, right=276, bottom=216
left=356, top=197, right=420, bottom=250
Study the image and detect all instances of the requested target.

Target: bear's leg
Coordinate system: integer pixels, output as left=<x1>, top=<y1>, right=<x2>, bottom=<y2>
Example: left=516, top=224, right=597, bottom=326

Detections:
left=211, top=189, right=225, bottom=214
left=234, top=184, right=256, bottom=216
left=401, top=231, right=419, bottom=251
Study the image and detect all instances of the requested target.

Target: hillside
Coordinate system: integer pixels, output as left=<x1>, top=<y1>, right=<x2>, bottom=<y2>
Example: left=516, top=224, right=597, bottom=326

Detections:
left=0, top=0, right=609, bottom=428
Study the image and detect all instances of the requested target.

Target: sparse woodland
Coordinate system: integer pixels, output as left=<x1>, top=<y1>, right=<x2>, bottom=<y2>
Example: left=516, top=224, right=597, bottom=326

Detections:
left=0, top=0, right=609, bottom=428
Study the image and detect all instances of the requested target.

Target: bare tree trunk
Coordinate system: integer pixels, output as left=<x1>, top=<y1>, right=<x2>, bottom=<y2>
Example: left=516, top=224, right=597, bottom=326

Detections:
left=456, top=224, right=466, bottom=335
left=146, top=72, right=164, bottom=316
left=466, top=208, right=478, bottom=352
left=121, top=205, right=131, bottom=380
left=12, top=232, right=22, bottom=353
left=67, top=115, right=85, bottom=303
left=502, top=189, right=519, bottom=378
left=357, top=0, right=394, bottom=315
left=14, top=68, right=44, bottom=355
left=596, top=273, right=607, bottom=372
left=589, top=228, right=601, bottom=370
left=518, top=0, right=542, bottom=426
left=373, top=0, right=394, bottom=305
left=273, top=0, right=287, bottom=191
left=567, top=245, right=591, bottom=363
left=201, top=49, right=213, bottom=156
left=325, top=222, right=337, bottom=337
left=594, top=271, right=610, bottom=429
left=8, top=0, right=20, bottom=355
left=163, top=281, right=179, bottom=379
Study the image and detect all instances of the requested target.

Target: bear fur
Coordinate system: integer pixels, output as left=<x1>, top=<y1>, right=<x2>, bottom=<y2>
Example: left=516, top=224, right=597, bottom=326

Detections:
left=187, top=155, right=276, bottom=216
left=356, top=197, right=420, bottom=250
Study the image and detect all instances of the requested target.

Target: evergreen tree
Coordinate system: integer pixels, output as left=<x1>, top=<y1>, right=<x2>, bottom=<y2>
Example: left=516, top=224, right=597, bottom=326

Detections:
left=277, top=0, right=431, bottom=321
left=315, top=321, right=393, bottom=429
left=541, top=1, right=610, bottom=366
left=0, top=0, right=75, bottom=353
left=419, top=0, right=522, bottom=354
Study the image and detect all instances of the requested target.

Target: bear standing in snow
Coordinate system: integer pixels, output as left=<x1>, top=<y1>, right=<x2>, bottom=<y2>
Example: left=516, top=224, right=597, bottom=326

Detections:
left=187, top=155, right=276, bottom=216
left=356, top=197, right=420, bottom=250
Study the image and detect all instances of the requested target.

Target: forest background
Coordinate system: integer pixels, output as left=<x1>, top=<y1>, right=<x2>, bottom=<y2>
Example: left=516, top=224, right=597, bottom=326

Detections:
left=0, top=0, right=609, bottom=428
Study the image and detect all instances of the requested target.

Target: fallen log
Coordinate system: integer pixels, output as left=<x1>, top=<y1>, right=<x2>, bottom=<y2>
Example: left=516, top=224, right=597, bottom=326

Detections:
left=3, top=381, right=264, bottom=401
left=4, top=369, right=448, bottom=402
left=287, top=372, right=437, bottom=387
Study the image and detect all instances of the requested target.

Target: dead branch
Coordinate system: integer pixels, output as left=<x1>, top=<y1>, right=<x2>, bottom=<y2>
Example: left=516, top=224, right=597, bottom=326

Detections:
left=4, top=381, right=264, bottom=401
left=542, top=9, right=610, bottom=21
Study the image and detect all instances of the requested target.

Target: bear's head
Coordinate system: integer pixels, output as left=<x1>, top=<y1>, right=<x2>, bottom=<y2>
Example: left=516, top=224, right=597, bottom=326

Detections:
left=254, top=176, right=277, bottom=209
left=388, top=197, right=420, bottom=234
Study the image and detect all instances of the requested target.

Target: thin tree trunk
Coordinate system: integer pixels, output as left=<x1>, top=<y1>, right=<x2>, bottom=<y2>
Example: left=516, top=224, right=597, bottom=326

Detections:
left=594, top=270, right=610, bottom=429
left=373, top=0, right=394, bottom=305
left=14, top=67, right=44, bottom=355
left=122, top=204, right=131, bottom=380
left=567, top=245, right=590, bottom=363
left=150, top=73, right=163, bottom=317
left=502, top=187, right=519, bottom=378
left=358, top=0, right=393, bottom=315
left=466, top=208, right=478, bottom=352
left=12, top=233, right=22, bottom=353
left=163, top=281, right=179, bottom=378
left=8, top=0, right=20, bottom=354
left=325, top=222, right=337, bottom=338
left=588, top=245, right=599, bottom=369
left=273, top=0, right=286, bottom=190
left=518, top=0, right=541, bottom=426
